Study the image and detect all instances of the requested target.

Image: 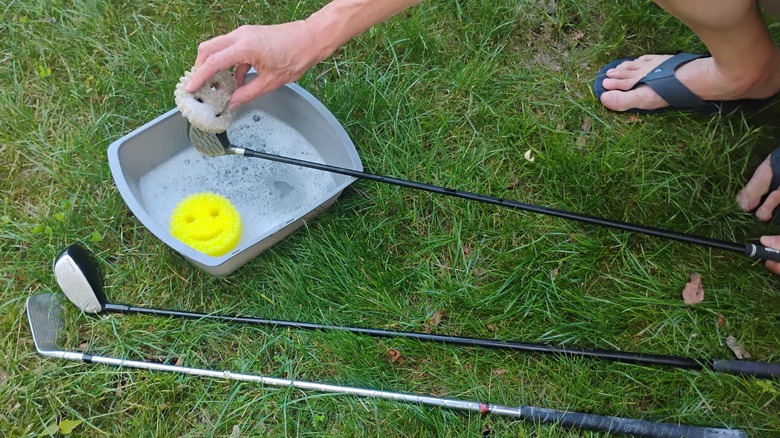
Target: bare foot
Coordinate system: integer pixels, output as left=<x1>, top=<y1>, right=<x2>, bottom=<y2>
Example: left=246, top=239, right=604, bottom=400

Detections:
left=599, top=54, right=780, bottom=112
left=736, top=150, right=780, bottom=221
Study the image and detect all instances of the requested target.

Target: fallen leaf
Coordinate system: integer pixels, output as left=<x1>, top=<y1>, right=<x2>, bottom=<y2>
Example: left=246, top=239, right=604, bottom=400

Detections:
left=717, top=315, right=727, bottom=327
left=581, top=118, right=592, bottom=133
left=571, top=30, right=584, bottom=41
left=626, top=114, right=642, bottom=124
left=682, top=273, right=704, bottom=305
left=491, top=368, right=508, bottom=376
left=486, top=324, right=499, bottom=332
left=78, top=341, right=90, bottom=350
left=463, top=244, right=472, bottom=256
left=427, top=309, right=445, bottom=327
left=159, top=402, right=170, bottom=410
left=482, top=424, right=493, bottom=436
left=506, top=179, right=525, bottom=190
left=230, top=425, right=241, bottom=438
left=726, top=336, right=751, bottom=359
left=388, top=349, right=403, bottom=364
left=551, top=267, right=560, bottom=278
left=523, top=149, right=535, bottom=162
left=58, top=419, right=82, bottom=435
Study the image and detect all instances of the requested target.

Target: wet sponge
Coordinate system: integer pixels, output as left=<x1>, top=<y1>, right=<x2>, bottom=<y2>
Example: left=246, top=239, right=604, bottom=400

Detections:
left=170, top=192, right=242, bottom=256
left=174, top=67, right=237, bottom=133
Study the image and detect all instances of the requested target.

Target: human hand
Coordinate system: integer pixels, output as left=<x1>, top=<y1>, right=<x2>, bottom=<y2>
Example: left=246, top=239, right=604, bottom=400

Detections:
left=184, top=21, right=324, bottom=109
left=760, top=235, right=780, bottom=276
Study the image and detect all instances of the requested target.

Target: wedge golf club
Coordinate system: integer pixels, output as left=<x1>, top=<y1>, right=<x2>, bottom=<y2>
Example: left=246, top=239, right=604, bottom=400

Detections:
left=55, top=244, right=780, bottom=379
left=27, top=293, right=746, bottom=437
left=188, top=124, right=780, bottom=263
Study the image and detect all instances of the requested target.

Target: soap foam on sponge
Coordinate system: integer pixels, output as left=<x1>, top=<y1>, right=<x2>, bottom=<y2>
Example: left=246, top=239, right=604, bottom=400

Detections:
left=170, top=192, right=242, bottom=256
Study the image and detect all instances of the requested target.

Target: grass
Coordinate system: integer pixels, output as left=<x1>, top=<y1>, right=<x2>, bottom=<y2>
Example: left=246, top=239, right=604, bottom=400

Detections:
left=2, top=0, right=779, bottom=436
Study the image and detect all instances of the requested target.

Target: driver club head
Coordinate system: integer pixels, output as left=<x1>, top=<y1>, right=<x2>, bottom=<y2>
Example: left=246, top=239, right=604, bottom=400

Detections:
left=26, top=293, right=65, bottom=355
left=54, top=244, right=106, bottom=314
left=187, top=123, right=233, bottom=157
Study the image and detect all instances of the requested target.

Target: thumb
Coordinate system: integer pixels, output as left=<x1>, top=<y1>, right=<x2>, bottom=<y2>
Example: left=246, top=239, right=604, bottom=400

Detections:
left=760, top=235, right=780, bottom=249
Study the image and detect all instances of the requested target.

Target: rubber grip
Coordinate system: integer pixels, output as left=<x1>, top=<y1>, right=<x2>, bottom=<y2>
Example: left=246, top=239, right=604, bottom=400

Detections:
left=744, top=243, right=780, bottom=262
left=712, top=359, right=780, bottom=379
left=513, top=406, right=747, bottom=437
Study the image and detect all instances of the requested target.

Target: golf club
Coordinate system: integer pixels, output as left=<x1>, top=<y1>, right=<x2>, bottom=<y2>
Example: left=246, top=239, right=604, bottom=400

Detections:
left=55, top=244, right=780, bottom=379
left=26, top=293, right=747, bottom=437
left=188, top=124, right=780, bottom=263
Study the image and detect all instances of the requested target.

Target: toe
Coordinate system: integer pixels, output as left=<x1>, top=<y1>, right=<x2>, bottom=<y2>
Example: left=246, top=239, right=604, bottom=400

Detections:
left=601, top=77, right=640, bottom=91
left=736, top=158, right=772, bottom=211
left=599, top=86, right=669, bottom=112
left=756, top=190, right=780, bottom=221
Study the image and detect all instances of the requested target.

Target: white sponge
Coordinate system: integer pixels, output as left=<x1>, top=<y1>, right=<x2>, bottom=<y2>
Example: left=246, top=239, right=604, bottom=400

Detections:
left=174, top=68, right=238, bottom=133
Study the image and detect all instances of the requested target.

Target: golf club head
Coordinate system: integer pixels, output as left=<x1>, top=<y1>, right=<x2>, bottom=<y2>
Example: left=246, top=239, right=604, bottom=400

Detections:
left=187, top=123, right=233, bottom=157
left=54, top=244, right=106, bottom=314
left=26, top=293, right=65, bottom=354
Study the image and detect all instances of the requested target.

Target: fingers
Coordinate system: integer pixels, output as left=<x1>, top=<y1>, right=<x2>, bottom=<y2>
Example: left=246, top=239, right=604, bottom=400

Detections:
left=761, top=235, right=780, bottom=275
left=186, top=37, right=242, bottom=93
left=228, top=74, right=280, bottom=109
left=233, top=63, right=252, bottom=87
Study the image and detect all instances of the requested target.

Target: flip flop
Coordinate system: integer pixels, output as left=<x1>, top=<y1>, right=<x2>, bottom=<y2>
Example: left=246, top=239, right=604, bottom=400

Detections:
left=593, top=53, right=769, bottom=115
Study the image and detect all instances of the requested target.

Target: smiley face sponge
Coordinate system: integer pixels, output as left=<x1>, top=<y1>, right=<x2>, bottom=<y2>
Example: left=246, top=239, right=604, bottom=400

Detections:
left=170, top=192, right=242, bottom=256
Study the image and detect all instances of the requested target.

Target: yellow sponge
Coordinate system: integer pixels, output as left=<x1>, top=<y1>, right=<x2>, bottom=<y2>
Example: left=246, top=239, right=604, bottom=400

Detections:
left=169, top=192, right=242, bottom=256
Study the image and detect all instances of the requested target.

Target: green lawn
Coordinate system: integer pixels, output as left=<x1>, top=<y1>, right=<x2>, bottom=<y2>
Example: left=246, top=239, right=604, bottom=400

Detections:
left=2, top=0, right=779, bottom=436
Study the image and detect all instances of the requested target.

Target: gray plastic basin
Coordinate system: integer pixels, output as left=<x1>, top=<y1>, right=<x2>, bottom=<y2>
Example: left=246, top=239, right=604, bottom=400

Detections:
left=107, top=77, right=361, bottom=275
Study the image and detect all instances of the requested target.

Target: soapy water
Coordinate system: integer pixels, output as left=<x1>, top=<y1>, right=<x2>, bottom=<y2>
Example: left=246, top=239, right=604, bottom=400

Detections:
left=138, top=109, right=338, bottom=249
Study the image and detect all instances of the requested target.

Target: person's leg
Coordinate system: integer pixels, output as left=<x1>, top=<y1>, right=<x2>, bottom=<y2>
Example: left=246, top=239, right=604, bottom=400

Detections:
left=599, top=0, right=780, bottom=112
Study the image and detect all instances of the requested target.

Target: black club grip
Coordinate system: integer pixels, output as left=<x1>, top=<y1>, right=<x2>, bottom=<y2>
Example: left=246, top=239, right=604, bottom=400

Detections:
left=744, top=243, right=780, bottom=262
left=711, top=359, right=780, bottom=379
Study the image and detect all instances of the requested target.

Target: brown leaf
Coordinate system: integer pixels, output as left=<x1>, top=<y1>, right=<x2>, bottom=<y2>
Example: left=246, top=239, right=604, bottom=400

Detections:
left=78, top=341, right=90, bottom=350
left=717, top=315, right=727, bottom=327
left=551, top=267, right=560, bottom=278
left=571, top=30, right=584, bottom=41
left=463, top=244, right=472, bottom=256
left=486, top=324, right=499, bottom=332
left=726, top=336, right=751, bottom=359
left=626, top=114, right=642, bottom=124
left=388, top=349, right=404, bottom=364
left=506, top=179, right=525, bottom=190
left=682, top=273, right=704, bottom=305
left=427, top=309, right=445, bottom=327
left=491, top=368, right=508, bottom=376
left=581, top=118, right=592, bottom=133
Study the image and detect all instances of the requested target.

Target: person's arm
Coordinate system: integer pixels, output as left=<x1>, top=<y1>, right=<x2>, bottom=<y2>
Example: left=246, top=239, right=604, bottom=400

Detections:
left=304, top=0, right=424, bottom=60
left=185, top=0, right=424, bottom=108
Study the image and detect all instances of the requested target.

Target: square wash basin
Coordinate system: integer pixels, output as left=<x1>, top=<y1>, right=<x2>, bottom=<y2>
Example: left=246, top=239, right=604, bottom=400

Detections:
left=108, top=75, right=362, bottom=275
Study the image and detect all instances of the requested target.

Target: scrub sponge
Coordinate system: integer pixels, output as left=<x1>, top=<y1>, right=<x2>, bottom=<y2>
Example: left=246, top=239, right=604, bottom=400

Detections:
left=174, top=67, right=237, bottom=133
left=170, top=192, right=242, bottom=256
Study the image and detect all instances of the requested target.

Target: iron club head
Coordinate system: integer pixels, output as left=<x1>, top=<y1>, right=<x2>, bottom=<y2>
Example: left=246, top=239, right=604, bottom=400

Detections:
left=53, top=244, right=106, bottom=314
left=26, top=293, right=66, bottom=356
left=187, top=123, right=237, bottom=157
